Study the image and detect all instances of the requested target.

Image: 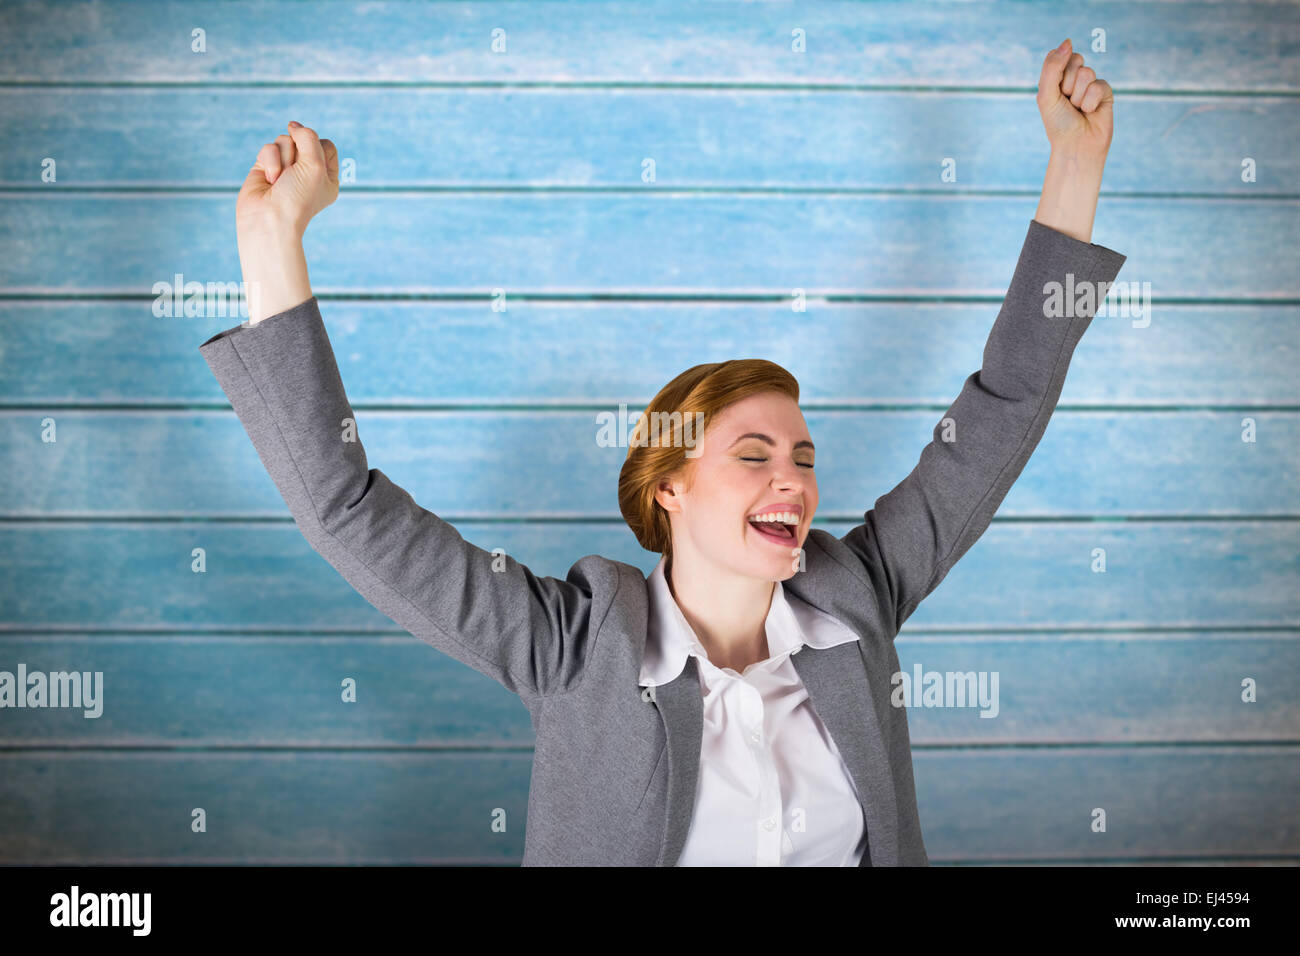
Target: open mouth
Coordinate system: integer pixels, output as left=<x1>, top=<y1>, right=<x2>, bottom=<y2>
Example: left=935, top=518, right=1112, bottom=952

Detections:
left=748, top=518, right=798, bottom=545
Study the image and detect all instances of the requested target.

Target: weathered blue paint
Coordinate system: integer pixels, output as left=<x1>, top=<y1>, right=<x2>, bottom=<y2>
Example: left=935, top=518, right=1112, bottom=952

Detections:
left=0, top=0, right=1296, bottom=864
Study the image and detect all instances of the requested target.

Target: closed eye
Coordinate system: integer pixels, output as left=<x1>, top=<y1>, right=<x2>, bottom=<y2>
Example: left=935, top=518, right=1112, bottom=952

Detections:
left=740, top=457, right=814, bottom=469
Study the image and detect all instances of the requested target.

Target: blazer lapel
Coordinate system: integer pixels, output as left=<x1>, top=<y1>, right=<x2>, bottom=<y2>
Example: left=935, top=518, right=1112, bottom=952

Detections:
left=650, top=654, right=703, bottom=867
left=791, top=641, right=900, bottom=866
left=647, top=643, right=897, bottom=867
left=632, top=548, right=899, bottom=867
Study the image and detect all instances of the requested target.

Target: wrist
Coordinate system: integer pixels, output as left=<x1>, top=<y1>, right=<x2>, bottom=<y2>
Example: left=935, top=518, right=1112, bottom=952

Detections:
left=237, top=211, right=304, bottom=253
left=1046, top=146, right=1106, bottom=177
left=1035, top=150, right=1106, bottom=244
left=239, top=239, right=313, bottom=324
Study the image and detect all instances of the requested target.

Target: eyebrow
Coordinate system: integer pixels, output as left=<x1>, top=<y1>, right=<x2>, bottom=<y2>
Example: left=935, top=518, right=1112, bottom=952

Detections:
left=727, top=432, right=815, bottom=452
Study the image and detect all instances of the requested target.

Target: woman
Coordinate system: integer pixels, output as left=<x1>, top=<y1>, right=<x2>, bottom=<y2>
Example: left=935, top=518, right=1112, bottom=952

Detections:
left=200, top=38, right=1126, bottom=866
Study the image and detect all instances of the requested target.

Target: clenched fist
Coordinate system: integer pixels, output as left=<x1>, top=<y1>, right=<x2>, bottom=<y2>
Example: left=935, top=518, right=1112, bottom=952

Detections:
left=1037, top=38, right=1114, bottom=160
left=237, top=121, right=339, bottom=242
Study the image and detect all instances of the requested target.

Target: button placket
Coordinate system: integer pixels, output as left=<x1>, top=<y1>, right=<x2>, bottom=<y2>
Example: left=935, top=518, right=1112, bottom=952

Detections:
left=741, top=680, right=782, bottom=865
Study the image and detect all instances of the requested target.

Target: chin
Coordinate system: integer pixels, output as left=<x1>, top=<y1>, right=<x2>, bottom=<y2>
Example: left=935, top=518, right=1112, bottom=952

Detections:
left=753, top=550, right=802, bottom=581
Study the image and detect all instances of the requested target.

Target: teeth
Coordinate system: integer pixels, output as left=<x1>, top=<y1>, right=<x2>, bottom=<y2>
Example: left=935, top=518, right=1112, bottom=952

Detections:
left=749, top=512, right=797, bottom=525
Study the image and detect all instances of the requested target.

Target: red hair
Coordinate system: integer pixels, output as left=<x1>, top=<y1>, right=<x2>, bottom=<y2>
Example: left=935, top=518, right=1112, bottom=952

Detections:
left=618, top=359, right=800, bottom=557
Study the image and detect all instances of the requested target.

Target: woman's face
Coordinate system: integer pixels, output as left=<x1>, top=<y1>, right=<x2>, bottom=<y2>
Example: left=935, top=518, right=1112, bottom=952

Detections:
left=656, top=391, right=818, bottom=582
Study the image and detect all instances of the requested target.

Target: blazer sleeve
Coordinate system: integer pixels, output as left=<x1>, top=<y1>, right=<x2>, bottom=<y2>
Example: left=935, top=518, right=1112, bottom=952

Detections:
left=198, top=296, right=597, bottom=702
left=840, top=218, right=1127, bottom=635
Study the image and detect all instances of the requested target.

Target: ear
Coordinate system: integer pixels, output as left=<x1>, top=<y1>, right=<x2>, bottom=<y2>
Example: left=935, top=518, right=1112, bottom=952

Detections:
left=653, top=476, right=681, bottom=514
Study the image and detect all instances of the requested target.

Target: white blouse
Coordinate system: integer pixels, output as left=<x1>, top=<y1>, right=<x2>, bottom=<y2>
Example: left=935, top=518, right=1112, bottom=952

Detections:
left=639, top=555, right=869, bottom=866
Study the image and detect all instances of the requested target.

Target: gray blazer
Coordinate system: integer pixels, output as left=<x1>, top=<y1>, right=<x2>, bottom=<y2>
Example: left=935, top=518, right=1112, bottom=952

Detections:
left=199, top=219, right=1126, bottom=866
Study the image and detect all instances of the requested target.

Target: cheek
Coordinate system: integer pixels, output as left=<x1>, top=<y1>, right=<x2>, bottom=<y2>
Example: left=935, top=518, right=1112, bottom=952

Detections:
left=694, top=471, right=745, bottom=527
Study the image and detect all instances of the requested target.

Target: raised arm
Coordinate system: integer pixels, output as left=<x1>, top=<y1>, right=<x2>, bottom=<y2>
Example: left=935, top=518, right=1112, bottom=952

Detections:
left=841, top=39, right=1128, bottom=633
left=201, top=122, right=601, bottom=704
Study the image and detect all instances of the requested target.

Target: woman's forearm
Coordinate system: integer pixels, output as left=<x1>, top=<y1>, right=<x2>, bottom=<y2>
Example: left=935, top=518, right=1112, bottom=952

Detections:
left=1034, top=149, right=1106, bottom=244
left=239, top=227, right=314, bottom=324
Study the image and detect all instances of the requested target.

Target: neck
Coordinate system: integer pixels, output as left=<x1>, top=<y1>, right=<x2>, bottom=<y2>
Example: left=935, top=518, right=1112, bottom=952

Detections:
left=665, top=549, right=774, bottom=672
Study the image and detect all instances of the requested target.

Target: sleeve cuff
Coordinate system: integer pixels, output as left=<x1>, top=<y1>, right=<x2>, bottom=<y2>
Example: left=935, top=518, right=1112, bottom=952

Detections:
left=1026, top=218, right=1127, bottom=284
left=198, top=295, right=321, bottom=351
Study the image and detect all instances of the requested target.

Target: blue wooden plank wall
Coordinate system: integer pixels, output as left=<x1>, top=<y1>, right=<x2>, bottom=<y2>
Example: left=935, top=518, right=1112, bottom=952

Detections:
left=0, top=0, right=1297, bottom=865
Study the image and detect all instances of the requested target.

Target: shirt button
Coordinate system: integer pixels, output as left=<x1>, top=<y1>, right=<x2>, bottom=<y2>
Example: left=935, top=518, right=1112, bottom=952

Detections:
left=763, top=818, right=777, bottom=831
left=750, top=729, right=762, bottom=742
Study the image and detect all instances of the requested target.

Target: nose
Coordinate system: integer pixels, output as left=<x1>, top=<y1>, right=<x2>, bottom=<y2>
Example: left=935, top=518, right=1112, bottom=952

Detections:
left=772, top=460, right=807, bottom=491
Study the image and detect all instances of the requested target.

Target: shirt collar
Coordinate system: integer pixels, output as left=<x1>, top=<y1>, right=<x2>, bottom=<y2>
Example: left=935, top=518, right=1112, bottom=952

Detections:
left=639, top=553, right=859, bottom=688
